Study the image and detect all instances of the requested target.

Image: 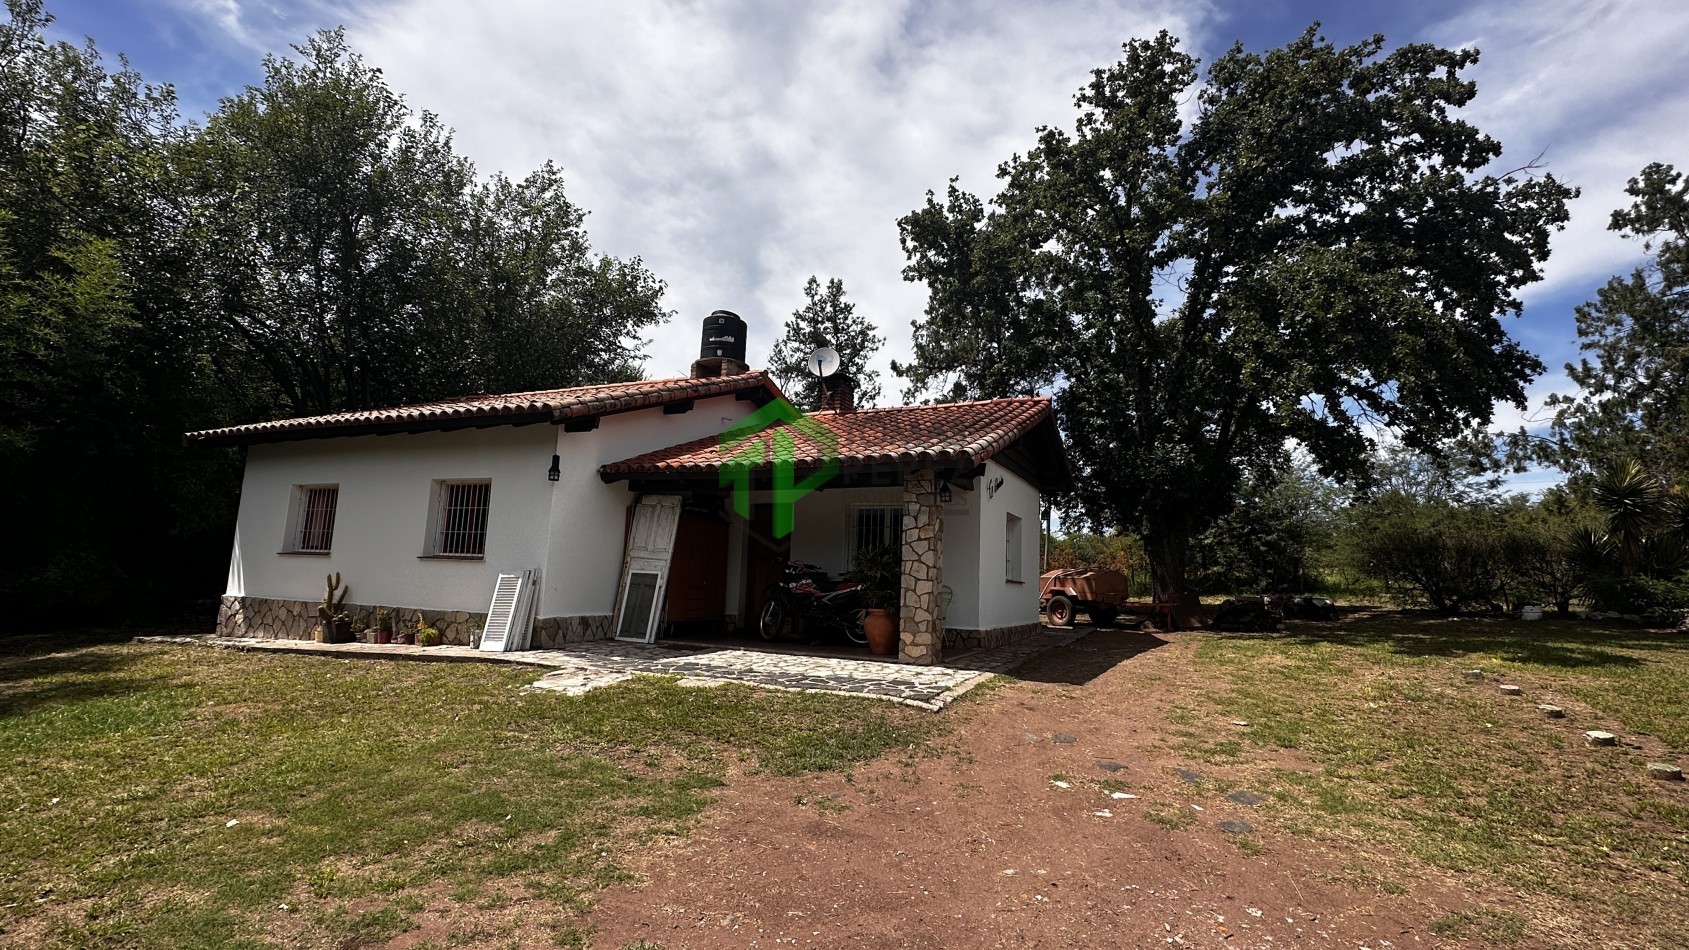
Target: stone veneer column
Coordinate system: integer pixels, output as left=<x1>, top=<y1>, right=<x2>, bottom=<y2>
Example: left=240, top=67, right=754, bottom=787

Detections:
left=899, top=470, right=944, bottom=665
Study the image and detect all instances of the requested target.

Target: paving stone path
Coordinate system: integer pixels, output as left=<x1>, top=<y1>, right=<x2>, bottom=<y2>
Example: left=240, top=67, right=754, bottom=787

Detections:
left=136, top=626, right=1095, bottom=711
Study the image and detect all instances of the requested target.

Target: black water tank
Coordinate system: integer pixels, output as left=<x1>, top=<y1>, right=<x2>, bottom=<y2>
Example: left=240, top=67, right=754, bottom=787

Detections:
left=700, top=310, right=747, bottom=362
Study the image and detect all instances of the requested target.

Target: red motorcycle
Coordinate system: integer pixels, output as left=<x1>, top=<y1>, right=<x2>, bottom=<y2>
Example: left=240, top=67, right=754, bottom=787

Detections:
left=759, top=559, right=869, bottom=646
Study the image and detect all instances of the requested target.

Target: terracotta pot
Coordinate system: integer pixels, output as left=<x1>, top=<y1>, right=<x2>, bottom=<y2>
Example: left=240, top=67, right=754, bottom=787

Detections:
left=373, top=630, right=392, bottom=645
left=863, top=608, right=897, bottom=656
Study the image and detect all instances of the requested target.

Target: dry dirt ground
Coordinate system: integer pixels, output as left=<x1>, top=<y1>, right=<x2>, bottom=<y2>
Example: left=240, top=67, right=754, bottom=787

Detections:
left=587, top=630, right=1505, bottom=950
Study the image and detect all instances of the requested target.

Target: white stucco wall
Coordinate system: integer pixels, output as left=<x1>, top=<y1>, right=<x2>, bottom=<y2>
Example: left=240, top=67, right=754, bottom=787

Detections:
left=789, top=486, right=903, bottom=576
left=973, top=461, right=1043, bottom=630
left=539, top=396, right=753, bottom=617
left=229, top=425, right=559, bottom=614
left=225, top=393, right=756, bottom=619
left=940, top=485, right=980, bottom=629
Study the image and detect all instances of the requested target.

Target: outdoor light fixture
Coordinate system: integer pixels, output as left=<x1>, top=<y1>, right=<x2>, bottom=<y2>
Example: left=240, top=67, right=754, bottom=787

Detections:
left=548, top=454, right=561, bottom=482
left=938, top=482, right=953, bottom=504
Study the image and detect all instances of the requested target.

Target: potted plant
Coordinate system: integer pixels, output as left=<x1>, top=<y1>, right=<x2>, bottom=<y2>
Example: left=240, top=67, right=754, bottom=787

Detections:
left=416, top=626, right=441, bottom=647
left=372, top=609, right=393, bottom=645
left=351, top=612, right=370, bottom=642
left=314, top=573, right=352, bottom=643
left=396, top=612, right=419, bottom=645
left=846, top=545, right=901, bottom=655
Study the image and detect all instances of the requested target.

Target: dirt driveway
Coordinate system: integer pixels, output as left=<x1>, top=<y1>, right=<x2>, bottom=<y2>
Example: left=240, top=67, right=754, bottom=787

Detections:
left=590, top=629, right=1491, bottom=949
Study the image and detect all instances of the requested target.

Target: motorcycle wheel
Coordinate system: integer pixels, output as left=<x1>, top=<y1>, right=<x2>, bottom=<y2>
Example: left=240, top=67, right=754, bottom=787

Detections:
left=844, top=612, right=870, bottom=646
left=759, top=597, right=790, bottom=641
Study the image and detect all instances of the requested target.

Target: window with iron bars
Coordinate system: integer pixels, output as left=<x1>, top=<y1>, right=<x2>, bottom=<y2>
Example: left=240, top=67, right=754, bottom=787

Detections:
left=293, top=486, right=338, bottom=553
left=433, top=481, right=491, bottom=557
left=850, top=505, right=903, bottom=563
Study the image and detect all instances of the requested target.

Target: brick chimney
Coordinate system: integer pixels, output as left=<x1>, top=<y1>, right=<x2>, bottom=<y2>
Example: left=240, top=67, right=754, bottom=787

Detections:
left=819, top=373, right=856, bottom=413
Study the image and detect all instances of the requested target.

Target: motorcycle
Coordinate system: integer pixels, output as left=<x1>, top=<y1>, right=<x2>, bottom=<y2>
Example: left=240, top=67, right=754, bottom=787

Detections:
left=759, top=559, right=869, bottom=646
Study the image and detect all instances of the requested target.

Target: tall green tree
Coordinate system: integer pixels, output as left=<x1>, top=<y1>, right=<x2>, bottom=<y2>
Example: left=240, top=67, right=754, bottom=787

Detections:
left=1192, top=460, right=1345, bottom=594
left=1537, top=163, right=1689, bottom=484
left=177, top=29, right=475, bottom=416
left=895, top=27, right=1574, bottom=598
left=461, top=162, right=666, bottom=392
left=179, top=31, right=667, bottom=418
left=768, top=276, right=883, bottom=408
left=0, top=0, right=240, bottom=617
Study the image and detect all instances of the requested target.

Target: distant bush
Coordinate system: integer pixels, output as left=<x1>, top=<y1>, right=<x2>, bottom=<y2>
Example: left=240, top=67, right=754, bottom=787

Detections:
left=1341, top=496, right=1508, bottom=614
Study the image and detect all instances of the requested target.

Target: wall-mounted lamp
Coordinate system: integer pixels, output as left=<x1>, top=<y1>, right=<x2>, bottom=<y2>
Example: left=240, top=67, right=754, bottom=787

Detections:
left=547, top=454, right=561, bottom=482
left=938, top=482, right=953, bottom=504
left=986, top=475, right=1004, bottom=499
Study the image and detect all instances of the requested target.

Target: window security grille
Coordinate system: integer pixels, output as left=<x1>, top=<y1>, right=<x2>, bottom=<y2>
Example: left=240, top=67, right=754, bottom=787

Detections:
left=297, top=487, right=338, bottom=553
left=851, top=506, right=902, bottom=561
left=437, top=482, right=490, bottom=556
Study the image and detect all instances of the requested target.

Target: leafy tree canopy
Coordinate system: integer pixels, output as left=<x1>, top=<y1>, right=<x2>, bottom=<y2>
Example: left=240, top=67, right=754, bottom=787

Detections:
left=1535, top=163, right=1689, bottom=484
left=0, top=3, right=672, bottom=619
left=178, top=30, right=667, bottom=418
left=767, top=276, right=883, bottom=409
left=894, top=26, right=1575, bottom=597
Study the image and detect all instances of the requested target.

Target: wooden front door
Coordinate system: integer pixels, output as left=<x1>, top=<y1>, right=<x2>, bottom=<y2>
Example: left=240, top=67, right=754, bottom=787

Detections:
left=666, top=509, right=730, bottom=626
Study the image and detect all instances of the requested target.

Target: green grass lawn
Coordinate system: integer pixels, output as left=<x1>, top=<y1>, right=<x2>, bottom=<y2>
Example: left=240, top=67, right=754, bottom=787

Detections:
left=0, top=633, right=938, bottom=949
left=1179, top=614, right=1689, bottom=946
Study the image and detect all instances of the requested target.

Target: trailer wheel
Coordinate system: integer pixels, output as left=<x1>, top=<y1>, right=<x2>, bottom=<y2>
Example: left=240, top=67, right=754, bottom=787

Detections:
left=1090, top=607, right=1118, bottom=627
left=1047, top=595, right=1075, bottom=626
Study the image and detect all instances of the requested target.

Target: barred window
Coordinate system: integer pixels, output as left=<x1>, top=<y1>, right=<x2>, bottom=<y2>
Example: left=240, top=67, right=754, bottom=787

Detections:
left=851, top=505, right=902, bottom=562
left=434, top=481, right=491, bottom=557
left=293, top=486, right=338, bottom=553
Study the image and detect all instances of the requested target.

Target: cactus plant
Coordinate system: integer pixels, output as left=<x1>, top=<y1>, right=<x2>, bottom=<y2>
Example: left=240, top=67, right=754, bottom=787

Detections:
left=315, top=573, right=351, bottom=642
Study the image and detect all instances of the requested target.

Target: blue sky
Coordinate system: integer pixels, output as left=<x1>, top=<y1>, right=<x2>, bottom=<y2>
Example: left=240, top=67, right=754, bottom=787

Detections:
left=42, top=0, right=1689, bottom=493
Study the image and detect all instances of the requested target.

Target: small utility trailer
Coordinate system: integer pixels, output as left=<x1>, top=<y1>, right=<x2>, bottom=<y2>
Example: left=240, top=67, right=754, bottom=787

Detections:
left=1039, top=567, right=1131, bottom=626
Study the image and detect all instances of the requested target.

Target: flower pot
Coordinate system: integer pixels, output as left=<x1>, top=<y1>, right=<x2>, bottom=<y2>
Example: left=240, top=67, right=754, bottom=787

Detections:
left=373, top=630, right=391, bottom=645
left=863, top=608, right=897, bottom=655
left=331, top=617, right=353, bottom=643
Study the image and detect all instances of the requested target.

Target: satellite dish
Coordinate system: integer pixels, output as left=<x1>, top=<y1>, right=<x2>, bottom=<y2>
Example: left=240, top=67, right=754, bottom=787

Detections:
left=807, top=346, right=841, bottom=378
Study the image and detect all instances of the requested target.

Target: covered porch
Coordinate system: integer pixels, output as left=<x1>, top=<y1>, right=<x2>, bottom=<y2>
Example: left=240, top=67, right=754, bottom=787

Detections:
left=598, top=397, right=1070, bottom=665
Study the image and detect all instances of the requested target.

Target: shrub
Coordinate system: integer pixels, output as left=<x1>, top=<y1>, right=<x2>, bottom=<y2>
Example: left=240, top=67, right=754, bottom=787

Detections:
left=1340, top=496, right=1507, bottom=614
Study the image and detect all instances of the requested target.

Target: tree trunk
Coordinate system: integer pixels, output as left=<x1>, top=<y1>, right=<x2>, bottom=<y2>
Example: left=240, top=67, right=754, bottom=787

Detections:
left=1143, top=525, right=1190, bottom=604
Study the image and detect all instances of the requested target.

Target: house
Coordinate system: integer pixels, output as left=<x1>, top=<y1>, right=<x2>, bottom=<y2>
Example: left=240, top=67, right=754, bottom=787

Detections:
left=187, top=312, right=1071, bottom=664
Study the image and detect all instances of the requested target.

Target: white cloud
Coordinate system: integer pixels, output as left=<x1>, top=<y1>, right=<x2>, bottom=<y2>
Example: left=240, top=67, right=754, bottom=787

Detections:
left=1433, top=0, right=1689, bottom=301
left=325, top=0, right=1210, bottom=392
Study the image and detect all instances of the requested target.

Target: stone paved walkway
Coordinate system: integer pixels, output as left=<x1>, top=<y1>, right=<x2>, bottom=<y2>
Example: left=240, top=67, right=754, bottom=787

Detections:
left=135, top=627, right=1094, bottom=711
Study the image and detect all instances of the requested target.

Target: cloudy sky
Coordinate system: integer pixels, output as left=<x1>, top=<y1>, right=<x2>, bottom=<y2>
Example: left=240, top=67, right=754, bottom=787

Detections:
left=44, top=0, right=1689, bottom=491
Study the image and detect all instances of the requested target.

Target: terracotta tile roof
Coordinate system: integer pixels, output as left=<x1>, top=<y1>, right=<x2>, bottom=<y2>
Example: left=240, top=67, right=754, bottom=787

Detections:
left=184, top=372, right=782, bottom=447
left=599, top=396, right=1063, bottom=480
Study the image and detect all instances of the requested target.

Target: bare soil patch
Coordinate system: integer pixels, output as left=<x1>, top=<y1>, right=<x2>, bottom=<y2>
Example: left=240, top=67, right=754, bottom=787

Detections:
left=590, top=630, right=1495, bottom=949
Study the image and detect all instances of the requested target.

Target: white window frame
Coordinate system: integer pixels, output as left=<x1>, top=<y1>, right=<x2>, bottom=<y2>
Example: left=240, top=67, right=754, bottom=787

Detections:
left=1005, top=512, right=1024, bottom=583
left=426, top=479, right=492, bottom=558
left=284, top=484, right=339, bottom=554
left=849, top=504, right=903, bottom=565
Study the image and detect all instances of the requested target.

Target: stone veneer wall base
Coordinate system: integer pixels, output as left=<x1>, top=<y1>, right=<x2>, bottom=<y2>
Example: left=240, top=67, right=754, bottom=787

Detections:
left=216, top=595, right=609, bottom=649
left=943, top=622, right=1040, bottom=652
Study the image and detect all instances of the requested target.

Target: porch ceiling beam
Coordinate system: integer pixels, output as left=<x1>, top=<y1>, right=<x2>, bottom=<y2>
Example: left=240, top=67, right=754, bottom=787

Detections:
left=662, top=399, right=695, bottom=415
left=561, top=415, right=600, bottom=433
